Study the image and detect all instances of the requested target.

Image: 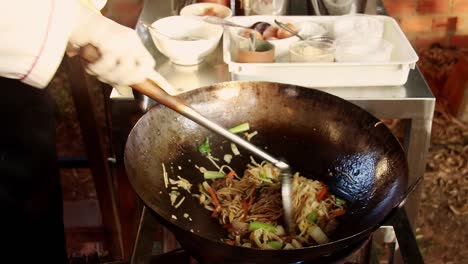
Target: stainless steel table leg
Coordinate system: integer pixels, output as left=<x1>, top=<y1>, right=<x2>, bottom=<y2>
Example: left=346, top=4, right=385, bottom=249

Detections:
left=403, top=116, right=434, bottom=227
left=131, top=206, right=159, bottom=264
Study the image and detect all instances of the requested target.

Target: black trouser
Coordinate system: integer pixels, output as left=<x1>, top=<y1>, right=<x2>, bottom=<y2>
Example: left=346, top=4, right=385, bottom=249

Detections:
left=0, top=77, right=67, bottom=263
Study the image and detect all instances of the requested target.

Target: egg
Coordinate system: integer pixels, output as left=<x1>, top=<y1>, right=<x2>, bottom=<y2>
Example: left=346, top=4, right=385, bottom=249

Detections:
left=251, top=22, right=271, bottom=34
left=262, top=26, right=279, bottom=40
left=277, top=23, right=297, bottom=39
left=239, top=29, right=264, bottom=40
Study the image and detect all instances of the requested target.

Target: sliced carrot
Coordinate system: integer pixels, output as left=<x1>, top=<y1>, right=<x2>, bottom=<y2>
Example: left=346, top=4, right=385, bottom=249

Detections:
left=211, top=210, right=218, bottom=218
left=241, top=199, right=249, bottom=220
left=248, top=187, right=256, bottom=206
left=316, top=185, right=328, bottom=201
left=207, top=185, right=221, bottom=217
left=224, top=240, right=235, bottom=246
left=226, top=170, right=236, bottom=179
left=329, top=209, right=346, bottom=219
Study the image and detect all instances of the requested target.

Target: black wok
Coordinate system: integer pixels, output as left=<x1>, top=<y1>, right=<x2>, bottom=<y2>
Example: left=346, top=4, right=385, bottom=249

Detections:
left=124, top=81, right=408, bottom=263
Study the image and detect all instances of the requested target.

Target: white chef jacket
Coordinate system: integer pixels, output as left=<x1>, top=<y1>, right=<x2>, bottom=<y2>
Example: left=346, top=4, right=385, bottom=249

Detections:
left=0, top=0, right=78, bottom=88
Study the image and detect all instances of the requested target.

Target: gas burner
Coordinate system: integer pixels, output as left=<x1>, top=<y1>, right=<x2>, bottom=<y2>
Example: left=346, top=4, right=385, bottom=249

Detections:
left=132, top=207, right=424, bottom=264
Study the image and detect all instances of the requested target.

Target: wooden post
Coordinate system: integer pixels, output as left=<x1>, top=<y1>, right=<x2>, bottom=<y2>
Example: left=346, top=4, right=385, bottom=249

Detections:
left=65, top=56, right=124, bottom=260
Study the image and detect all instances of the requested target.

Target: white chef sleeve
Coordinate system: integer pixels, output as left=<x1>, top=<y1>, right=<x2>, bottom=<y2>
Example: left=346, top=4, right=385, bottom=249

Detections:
left=0, top=0, right=78, bottom=88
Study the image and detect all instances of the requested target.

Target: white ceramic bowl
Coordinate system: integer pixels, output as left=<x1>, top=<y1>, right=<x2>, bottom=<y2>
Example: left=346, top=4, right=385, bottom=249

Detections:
left=149, top=16, right=223, bottom=65
left=180, top=3, right=232, bottom=18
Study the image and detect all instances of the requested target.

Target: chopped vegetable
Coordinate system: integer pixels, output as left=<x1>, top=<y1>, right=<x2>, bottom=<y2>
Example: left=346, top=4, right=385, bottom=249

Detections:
left=275, top=225, right=285, bottom=236
left=316, top=185, right=328, bottom=201
left=196, top=165, right=207, bottom=173
left=224, top=240, right=236, bottom=245
left=241, top=199, right=249, bottom=220
left=283, top=243, right=295, bottom=250
left=335, top=197, right=345, bottom=206
left=260, top=172, right=273, bottom=183
left=183, top=213, right=189, bottom=218
left=245, top=131, right=258, bottom=141
left=204, top=171, right=225, bottom=180
left=231, top=143, right=240, bottom=156
left=169, top=191, right=180, bottom=206
left=224, top=154, right=233, bottom=164
left=307, top=211, right=318, bottom=223
left=204, top=182, right=221, bottom=216
left=169, top=176, right=192, bottom=193
left=207, top=155, right=221, bottom=169
left=249, top=221, right=277, bottom=233
left=225, top=170, right=236, bottom=179
left=329, top=208, right=346, bottom=219
left=174, top=196, right=186, bottom=209
left=267, top=241, right=283, bottom=249
left=171, top=215, right=178, bottom=220
left=307, top=225, right=329, bottom=244
left=198, top=137, right=211, bottom=156
left=229, top=122, right=250, bottom=133
left=162, top=163, right=169, bottom=188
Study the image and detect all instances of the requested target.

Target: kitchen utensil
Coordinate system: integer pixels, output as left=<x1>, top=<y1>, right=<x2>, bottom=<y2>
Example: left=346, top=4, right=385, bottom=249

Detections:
left=79, top=44, right=295, bottom=233
left=202, top=15, right=250, bottom=29
left=139, top=20, right=200, bottom=41
left=274, top=19, right=305, bottom=40
left=124, top=81, right=409, bottom=263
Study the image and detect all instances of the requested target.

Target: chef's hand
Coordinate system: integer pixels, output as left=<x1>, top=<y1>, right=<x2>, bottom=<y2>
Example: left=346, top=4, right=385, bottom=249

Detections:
left=68, top=2, right=155, bottom=86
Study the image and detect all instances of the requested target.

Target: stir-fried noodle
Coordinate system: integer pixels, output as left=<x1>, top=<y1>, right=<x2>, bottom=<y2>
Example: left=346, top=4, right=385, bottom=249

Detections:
left=197, top=158, right=346, bottom=249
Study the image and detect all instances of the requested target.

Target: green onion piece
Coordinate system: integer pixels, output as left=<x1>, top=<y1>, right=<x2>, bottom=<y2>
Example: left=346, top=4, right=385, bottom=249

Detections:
left=198, top=137, right=211, bottom=156
left=259, top=173, right=272, bottom=184
left=267, top=241, right=283, bottom=250
left=335, top=197, right=345, bottom=206
left=228, top=122, right=250, bottom=134
left=204, top=171, right=225, bottom=180
left=307, top=211, right=318, bottom=224
left=249, top=221, right=277, bottom=233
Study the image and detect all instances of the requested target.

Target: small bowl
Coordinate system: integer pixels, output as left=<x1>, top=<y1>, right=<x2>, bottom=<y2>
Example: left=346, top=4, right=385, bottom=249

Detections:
left=180, top=3, right=233, bottom=18
left=236, top=40, right=275, bottom=63
left=289, top=39, right=336, bottom=62
left=149, top=16, right=223, bottom=65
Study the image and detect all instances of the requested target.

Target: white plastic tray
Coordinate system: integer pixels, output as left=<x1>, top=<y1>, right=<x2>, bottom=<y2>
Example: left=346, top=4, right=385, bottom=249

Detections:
left=222, top=15, right=419, bottom=87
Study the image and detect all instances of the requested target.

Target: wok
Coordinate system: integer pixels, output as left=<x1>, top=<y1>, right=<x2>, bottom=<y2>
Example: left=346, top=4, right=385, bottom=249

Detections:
left=124, top=81, right=408, bottom=263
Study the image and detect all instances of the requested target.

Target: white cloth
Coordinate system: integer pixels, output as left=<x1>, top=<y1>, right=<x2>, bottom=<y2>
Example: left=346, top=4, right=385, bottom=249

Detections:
left=0, top=0, right=77, bottom=88
left=0, top=0, right=155, bottom=89
left=69, top=2, right=155, bottom=86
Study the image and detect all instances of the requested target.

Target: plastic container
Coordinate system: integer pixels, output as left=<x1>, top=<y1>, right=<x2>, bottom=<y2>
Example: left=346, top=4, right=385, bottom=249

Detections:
left=222, top=15, right=419, bottom=87
left=335, top=36, right=393, bottom=62
left=289, top=39, right=335, bottom=62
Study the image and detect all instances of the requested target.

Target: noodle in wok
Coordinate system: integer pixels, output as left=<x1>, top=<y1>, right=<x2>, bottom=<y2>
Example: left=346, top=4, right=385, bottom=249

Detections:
left=197, top=158, right=346, bottom=250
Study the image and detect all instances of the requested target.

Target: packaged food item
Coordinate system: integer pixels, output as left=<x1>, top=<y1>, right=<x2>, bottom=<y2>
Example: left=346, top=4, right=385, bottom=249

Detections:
left=333, top=15, right=384, bottom=40
left=335, top=37, right=393, bottom=62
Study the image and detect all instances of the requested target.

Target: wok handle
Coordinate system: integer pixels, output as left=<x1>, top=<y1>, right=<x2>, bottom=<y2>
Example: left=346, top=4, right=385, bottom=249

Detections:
left=78, top=44, right=289, bottom=170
